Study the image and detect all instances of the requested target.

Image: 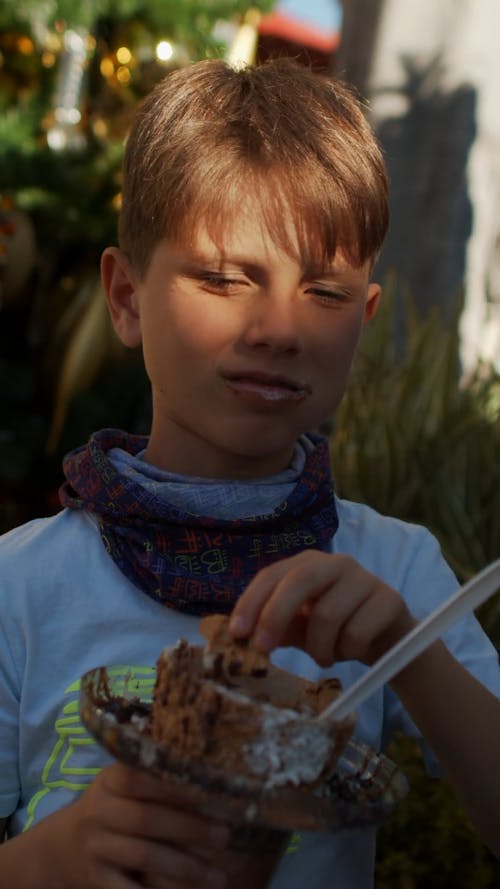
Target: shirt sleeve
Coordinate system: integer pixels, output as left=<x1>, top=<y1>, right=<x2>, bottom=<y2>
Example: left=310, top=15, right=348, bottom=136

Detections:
left=381, top=526, right=500, bottom=774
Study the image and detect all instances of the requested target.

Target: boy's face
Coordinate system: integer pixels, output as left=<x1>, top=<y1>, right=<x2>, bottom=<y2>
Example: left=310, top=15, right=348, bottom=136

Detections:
left=102, top=199, right=380, bottom=479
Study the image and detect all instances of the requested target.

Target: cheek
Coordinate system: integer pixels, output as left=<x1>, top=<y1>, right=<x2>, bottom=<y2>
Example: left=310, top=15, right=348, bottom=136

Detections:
left=168, top=292, right=236, bottom=347
left=142, top=300, right=233, bottom=375
left=318, top=315, right=364, bottom=371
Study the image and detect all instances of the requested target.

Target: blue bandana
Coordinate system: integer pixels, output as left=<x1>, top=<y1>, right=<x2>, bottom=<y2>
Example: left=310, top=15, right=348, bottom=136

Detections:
left=59, top=428, right=339, bottom=615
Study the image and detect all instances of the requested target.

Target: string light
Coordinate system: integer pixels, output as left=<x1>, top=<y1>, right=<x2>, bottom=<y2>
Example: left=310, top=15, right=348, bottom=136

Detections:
left=100, top=57, right=114, bottom=78
left=92, top=118, right=108, bottom=139
left=156, top=40, right=173, bottom=62
left=17, top=36, right=35, bottom=55
left=116, top=66, right=131, bottom=84
left=116, top=46, right=132, bottom=65
left=46, top=27, right=91, bottom=151
left=41, top=51, right=56, bottom=68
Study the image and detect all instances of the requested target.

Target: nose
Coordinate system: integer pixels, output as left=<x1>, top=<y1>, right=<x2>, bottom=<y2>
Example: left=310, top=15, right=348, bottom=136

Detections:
left=241, top=289, right=302, bottom=354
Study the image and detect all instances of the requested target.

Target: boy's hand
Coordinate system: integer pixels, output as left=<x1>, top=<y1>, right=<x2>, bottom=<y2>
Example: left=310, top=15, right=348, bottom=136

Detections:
left=229, top=551, right=416, bottom=667
left=54, top=762, right=229, bottom=889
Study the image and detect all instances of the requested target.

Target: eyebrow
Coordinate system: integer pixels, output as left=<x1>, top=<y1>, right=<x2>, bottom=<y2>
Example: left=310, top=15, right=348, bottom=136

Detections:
left=303, top=262, right=362, bottom=280
left=177, top=250, right=269, bottom=280
left=304, top=264, right=340, bottom=278
left=177, top=246, right=362, bottom=280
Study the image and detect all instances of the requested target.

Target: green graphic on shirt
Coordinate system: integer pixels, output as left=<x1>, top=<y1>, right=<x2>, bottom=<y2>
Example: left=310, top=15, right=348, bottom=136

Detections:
left=24, top=665, right=156, bottom=830
left=287, top=832, right=302, bottom=854
left=24, top=663, right=302, bottom=856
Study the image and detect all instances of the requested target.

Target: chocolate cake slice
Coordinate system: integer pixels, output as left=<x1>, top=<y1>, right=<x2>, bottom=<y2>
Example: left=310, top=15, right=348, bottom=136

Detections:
left=151, top=616, right=355, bottom=791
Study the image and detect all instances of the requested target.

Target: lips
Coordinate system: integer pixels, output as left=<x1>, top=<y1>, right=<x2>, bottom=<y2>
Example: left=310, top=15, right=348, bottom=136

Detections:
left=222, top=370, right=310, bottom=403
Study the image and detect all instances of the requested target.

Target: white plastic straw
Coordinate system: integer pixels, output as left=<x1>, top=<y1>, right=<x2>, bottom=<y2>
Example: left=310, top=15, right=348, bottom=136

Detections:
left=319, top=558, right=500, bottom=725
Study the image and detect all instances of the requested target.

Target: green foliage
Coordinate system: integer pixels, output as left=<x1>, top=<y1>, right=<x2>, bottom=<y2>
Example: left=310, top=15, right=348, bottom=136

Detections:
left=0, top=357, right=47, bottom=485
left=0, top=0, right=272, bottom=257
left=0, top=0, right=273, bottom=56
left=375, top=736, right=500, bottom=888
left=0, top=139, right=123, bottom=257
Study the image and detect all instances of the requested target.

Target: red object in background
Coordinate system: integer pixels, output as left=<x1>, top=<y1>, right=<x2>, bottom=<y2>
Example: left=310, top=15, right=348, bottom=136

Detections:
left=258, top=1, right=340, bottom=70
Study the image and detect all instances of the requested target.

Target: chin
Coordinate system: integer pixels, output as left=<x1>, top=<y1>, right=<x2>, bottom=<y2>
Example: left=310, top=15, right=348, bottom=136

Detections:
left=219, top=431, right=301, bottom=474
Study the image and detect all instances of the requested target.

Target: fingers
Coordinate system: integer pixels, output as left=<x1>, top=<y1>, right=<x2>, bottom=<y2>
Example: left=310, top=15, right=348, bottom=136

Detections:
left=336, top=584, right=416, bottom=664
left=303, top=566, right=376, bottom=665
left=78, top=765, right=230, bottom=889
left=230, top=550, right=338, bottom=650
left=89, top=767, right=231, bottom=855
left=88, top=831, right=226, bottom=888
left=144, top=870, right=227, bottom=889
left=91, top=865, right=145, bottom=889
left=230, top=551, right=366, bottom=656
left=90, top=793, right=230, bottom=852
left=229, top=551, right=415, bottom=666
left=145, top=874, right=225, bottom=889
left=103, top=765, right=203, bottom=809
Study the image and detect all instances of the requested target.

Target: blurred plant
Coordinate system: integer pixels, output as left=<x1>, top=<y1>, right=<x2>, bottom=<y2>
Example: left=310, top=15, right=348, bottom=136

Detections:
left=330, top=277, right=500, bottom=638
left=0, top=0, right=272, bottom=256
left=375, top=735, right=500, bottom=888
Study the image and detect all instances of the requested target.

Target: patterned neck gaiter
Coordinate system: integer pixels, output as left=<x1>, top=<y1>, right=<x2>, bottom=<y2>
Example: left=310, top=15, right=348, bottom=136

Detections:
left=59, top=428, right=339, bottom=616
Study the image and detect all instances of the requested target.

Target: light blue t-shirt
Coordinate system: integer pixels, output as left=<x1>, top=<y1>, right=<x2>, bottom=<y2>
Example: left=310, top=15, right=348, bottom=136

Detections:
left=0, top=496, right=499, bottom=888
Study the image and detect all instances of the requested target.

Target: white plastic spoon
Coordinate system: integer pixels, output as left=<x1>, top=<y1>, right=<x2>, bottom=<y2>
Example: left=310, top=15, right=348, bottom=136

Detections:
left=318, top=558, right=500, bottom=726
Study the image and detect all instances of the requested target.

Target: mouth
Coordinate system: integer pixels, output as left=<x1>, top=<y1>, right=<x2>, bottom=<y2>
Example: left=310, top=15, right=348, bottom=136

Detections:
left=222, top=370, right=310, bottom=403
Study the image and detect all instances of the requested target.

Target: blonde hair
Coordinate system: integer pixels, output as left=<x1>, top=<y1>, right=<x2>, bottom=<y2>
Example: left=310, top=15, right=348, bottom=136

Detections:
left=119, top=58, right=389, bottom=276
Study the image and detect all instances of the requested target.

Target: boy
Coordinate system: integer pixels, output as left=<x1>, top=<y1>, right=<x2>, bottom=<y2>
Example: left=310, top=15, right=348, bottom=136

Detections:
left=0, top=58, right=499, bottom=889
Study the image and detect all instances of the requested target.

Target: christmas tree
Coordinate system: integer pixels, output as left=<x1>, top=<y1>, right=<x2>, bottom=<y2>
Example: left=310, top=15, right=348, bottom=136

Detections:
left=0, top=0, right=272, bottom=529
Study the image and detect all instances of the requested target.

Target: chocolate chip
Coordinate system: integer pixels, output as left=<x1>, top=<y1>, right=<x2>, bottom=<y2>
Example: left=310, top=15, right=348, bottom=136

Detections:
left=227, top=658, right=243, bottom=675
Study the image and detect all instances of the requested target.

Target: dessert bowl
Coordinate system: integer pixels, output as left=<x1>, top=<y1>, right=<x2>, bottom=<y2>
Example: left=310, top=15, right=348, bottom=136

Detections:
left=79, top=662, right=408, bottom=833
left=80, top=644, right=408, bottom=889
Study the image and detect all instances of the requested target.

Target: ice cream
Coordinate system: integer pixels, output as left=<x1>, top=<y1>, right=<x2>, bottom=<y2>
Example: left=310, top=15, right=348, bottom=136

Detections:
left=151, top=615, right=354, bottom=792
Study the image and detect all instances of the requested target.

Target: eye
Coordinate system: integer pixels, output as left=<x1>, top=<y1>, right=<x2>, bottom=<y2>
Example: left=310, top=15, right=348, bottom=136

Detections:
left=200, top=273, right=240, bottom=293
left=307, top=286, right=350, bottom=305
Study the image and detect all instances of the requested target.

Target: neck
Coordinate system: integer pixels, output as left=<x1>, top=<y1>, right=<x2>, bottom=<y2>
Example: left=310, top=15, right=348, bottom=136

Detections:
left=144, top=421, right=297, bottom=480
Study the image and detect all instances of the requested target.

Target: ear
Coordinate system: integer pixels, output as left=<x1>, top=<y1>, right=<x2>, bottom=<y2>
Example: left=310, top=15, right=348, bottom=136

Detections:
left=101, top=247, right=142, bottom=348
left=363, top=282, right=381, bottom=325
